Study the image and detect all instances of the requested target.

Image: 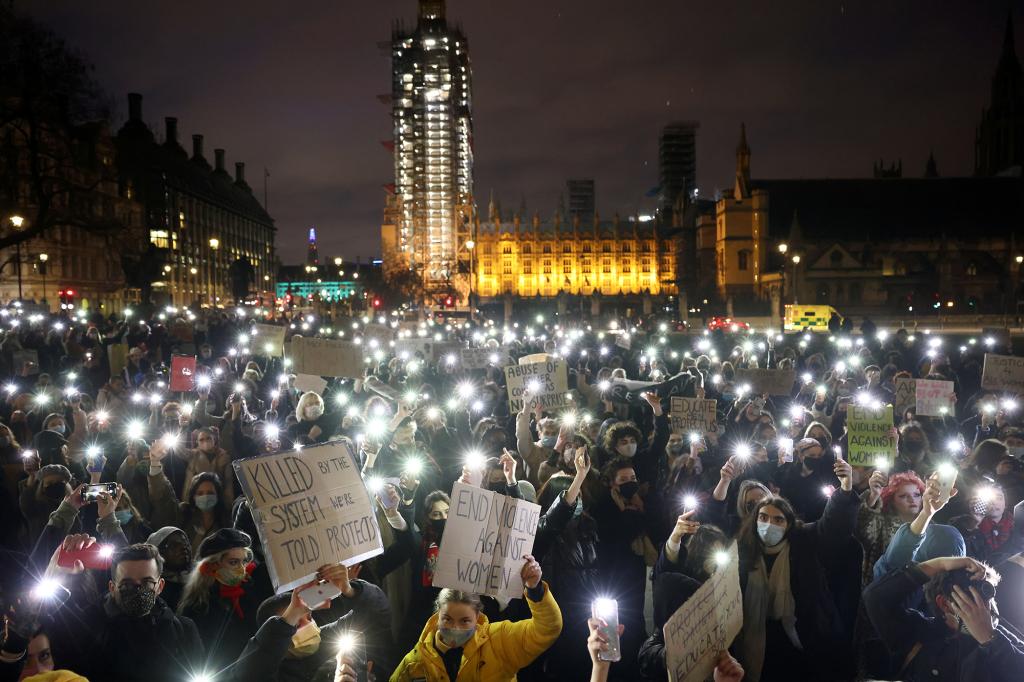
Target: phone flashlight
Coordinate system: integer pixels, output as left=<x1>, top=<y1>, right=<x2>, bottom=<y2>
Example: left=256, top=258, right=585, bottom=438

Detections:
left=688, top=433, right=701, bottom=445
left=682, top=494, right=698, bottom=513
left=403, top=458, right=424, bottom=477
left=735, top=443, right=751, bottom=460
left=713, top=549, right=730, bottom=567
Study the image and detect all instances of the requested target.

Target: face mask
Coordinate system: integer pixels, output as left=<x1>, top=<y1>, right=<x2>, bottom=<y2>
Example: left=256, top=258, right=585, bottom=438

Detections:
left=43, top=482, right=66, bottom=501
left=194, top=493, right=218, bottom=511
left=667, top=443, right=685, bottom=456
left=48, top=425, right=66, bottom=435
left=903, top=441, right=924, bottom=455
left=540, top=436, right=558, bottom=449
left=617, top=443, right=638, bottom=458
left=806, top=456, right=830, bottom=474
left=618, top=481, right=640, bottom=500
left=439, top=626, right=476, bottom=648
left=304, top=406, right=322, bottom=420
left=216, top=562, right=248, bottom=587
left=1009, top=446, right=1024, bottom=459
left=757, top=521, right=786, bottom=547
left=117, top=584, right=157, bottom=618
left=288, top=620, right=321, bottom=658
left=429, top=519, right=446, bottom=537
left=115, top=509, right=133, bottom=525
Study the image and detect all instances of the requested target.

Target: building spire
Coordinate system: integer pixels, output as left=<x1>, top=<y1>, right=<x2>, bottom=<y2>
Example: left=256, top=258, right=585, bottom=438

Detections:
left=419, top=0, right=445, bottom=21
left=734, top=123, right=751, bottom=199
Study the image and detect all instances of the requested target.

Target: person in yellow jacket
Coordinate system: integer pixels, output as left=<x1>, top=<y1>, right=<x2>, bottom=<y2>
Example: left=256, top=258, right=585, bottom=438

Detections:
left=390, top=553, right=562, bottom=682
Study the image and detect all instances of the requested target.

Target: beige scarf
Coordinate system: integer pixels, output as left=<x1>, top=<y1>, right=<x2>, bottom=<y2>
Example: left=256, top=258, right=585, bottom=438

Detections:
left=737, top=540, right=802, bottom=682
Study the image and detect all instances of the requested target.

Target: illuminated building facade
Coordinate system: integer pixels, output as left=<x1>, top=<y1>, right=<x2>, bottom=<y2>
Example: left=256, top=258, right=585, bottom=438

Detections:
left=382, top=0, right=474, bottom=289
left=472, top=201, right=677, bottom=300
left=116, top=93, right=276, bottom=307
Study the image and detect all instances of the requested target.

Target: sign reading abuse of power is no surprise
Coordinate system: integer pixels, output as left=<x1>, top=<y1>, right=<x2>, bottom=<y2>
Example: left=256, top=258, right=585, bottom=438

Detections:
left=233, top=441, right=383, bottom=594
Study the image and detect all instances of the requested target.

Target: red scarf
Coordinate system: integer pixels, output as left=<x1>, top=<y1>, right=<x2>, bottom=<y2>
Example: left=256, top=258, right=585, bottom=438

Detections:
left=979, top=515, right=1013, bottom=552
left=202, top=561, right=256, bottom=620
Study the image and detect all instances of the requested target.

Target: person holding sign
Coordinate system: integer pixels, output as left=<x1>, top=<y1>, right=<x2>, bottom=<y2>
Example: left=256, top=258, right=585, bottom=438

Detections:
left=390, top=555, right=562, bottom=682
left=733, top=456, right=859, bottom=682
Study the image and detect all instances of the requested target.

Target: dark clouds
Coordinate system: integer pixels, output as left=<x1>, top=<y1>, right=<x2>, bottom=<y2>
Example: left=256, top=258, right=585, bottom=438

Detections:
left=16, top=1, right=1021, bottom=262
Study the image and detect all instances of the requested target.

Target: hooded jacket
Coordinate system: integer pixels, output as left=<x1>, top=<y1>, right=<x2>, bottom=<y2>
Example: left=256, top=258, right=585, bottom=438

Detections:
left=390, top=582, right=562, bottom=682
left=147, top=526, right=192, bottom=612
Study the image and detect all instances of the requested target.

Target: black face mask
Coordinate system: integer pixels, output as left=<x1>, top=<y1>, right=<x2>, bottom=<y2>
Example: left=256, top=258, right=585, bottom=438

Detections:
left=813, top=437, right=830, bottom=451
left=43, top=483, right=66, bottom=500
left=903, top=440, right=925, bottom=455
left=805, top=456, right=832, bottom=475
left=618, top=481, right=640, bottom=500
left=429, top=519, right=446, bottom=538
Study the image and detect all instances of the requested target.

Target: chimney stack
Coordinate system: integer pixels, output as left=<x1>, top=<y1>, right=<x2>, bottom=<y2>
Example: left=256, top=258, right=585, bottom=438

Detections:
left=164, top=117, right=179, bottom=146
left=235, top=162, right=246, bottom=184
left=128, top=93, right=142, bottom=121
left=192, top=134, right=205, bottom=160
left=214, top=149, right=226, bottom=172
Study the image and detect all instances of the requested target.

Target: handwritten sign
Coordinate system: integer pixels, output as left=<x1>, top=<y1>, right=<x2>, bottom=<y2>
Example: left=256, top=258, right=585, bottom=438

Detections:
left=461, top=347, right=510, bottom=370
left=394, top=338, right=434, bottom=359
left=847, top=404, right=896, bottom=468
left=293, top=374, right=328, bottom=395
left=664, top=542, right=742, bottom=682
left=915, top=379, right=955, bottom=417
left=253, top=324, right=286, bottom=357
left=894, top=377, right=916, bottom=418
left=614, top=333, right=632, bottom=351
left=504, top=359, right=569, bottom=412
left=981, top=353, right=1024, bottom=393
left=670, top=397, right=718, bottom=435
left=290, top=336, right=364, bottom=378
left=233, top=441, right=383, bottom=594
left=734, top=368, right=796, bottom=396
left=432, top=482, right=541, bottom=601
left=169, top=355, right=196, bottom=392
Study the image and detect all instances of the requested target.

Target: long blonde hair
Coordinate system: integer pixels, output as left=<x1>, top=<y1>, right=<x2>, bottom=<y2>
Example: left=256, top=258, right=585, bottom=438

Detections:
left=176, top=547, right=253, bottom=616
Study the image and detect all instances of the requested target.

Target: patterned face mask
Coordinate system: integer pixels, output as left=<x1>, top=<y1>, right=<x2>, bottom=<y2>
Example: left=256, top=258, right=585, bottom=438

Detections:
left=117, top=583, right=157, bottom=618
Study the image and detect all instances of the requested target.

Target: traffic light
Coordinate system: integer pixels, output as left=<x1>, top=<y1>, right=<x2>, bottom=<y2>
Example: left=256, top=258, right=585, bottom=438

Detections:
left=372, top=297, right=382, bottom=309
left=444, top=295, right=454, bottom=308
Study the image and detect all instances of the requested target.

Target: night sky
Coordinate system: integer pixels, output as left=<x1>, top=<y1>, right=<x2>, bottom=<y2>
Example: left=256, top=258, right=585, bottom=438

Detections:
left=16, top=1, right=1024, bottom=263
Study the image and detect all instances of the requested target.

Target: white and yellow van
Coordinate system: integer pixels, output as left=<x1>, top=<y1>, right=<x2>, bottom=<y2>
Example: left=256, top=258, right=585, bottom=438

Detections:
left=784, top=304, right=841, bottom=332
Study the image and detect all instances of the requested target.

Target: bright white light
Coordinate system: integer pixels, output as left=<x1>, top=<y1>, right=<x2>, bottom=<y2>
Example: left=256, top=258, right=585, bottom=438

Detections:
left=403, top=458, right=424, bottom=476
left=593, top=597, right=616, bottom=619
left=265, top=424, right=280, bottom=440
left=937, top=462, right=957, bottom=480
left=126, top=421, right=145, bottom=440
left=735, top=443, right=751, bottom=460
left=713, top=550, right=730, bottom=567
left=32, top=578, right=62, bottom=600
left=682, top=494, right=698, bottom=511
left=465, top=450, right=486, bottom=470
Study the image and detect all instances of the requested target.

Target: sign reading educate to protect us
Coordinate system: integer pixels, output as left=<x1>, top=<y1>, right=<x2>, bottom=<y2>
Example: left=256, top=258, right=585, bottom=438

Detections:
left=981, top=353, right=1024, bottom=393
left=432, top=482, right=541, bottom=602
left=670, top=397, right=718, bottom=435
left=664, top=542, right=742, bottom=682
left=847, top=404, right=896, bottom=468
left=289, top=336, right=364, bottom=378
left=504, top=358, right=569, bottom=412
left=233, top=441, right=384, bottom=594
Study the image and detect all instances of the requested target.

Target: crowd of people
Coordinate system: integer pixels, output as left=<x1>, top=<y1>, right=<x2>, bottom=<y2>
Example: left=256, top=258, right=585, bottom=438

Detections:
left=0, top=303, right=1022, bottom=682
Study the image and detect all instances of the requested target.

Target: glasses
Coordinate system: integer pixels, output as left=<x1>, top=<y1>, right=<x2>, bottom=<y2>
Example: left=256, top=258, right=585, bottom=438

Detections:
left=118, top=578, right=158, bottom=590
left=197, top=437, right=214, bottom=442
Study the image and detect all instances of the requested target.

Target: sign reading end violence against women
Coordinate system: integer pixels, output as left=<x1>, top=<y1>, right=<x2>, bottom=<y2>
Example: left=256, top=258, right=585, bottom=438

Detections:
left=670, top=397, right=718, bottom=435
left=664, top=542, right=742, bottom=682
left=504, top=358, right=569, bottom=413
left=432, top=482, right=541, bottom=602
left=847, top=404, right=896, bottom=468
left=233, top=441, right=384, bottom=594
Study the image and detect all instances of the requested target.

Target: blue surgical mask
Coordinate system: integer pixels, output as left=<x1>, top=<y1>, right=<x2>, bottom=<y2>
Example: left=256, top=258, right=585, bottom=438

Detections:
left=439, top=626, right=475, bottom=648
left=49, top=424, right=66, bottom=435
left=194, top=493, right=218, bottom=511
left=757, top=521, right=786, bottom=547
left=114, top=509, right=133, bottom=525
left=540, top=436, right=557, bottom=449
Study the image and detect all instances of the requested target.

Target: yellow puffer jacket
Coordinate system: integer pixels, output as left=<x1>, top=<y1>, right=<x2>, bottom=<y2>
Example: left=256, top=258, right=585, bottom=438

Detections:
left=390, top=582, right=563, bottom=682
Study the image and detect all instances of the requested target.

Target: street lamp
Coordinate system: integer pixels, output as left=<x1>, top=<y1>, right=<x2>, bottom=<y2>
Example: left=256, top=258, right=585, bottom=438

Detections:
left=1017, top=255, right=1023, bottom=264
left=38, top=253, right=48, bottom=306
left=778, top=243, right=788, bottom=254
left=465, top=239, right=476, bottom=317
left=208, top=238, right=219, bottom=250
left=334, top=257, right=343, bottom=266
left=790, top=254, right=801, bottom=304
left=9, top=215, right=25, bottom=301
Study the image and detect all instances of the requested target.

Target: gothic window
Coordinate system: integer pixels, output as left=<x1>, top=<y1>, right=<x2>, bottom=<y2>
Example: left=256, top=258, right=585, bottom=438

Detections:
left=563, top=264, right=571, bottom=274
left=603, top=265, right=611, bottom=274
left=623, top=265, right=631, bottom=274
left=543, top=264, right=552, bottom=274
left=503, top=265, right=511, bottom=275
left=603, top=242, right=611, bottom=253
left=738, top=250, right=750, bottom=271
left=583, top=243, right=592, bottom=253
left=966, top=263, right=977, bottom=276
left=483, top=244, right=492, bottom=255
left=502, top=245, right=511, bottom=255
left=523, top=244, right=532, bottom=254
left=524, top=264, right=532, bottom=274
left=563, top=243, right=571, bottom=253
left=641, top=242, right=651, bottom=252
left=623, top=243, right=632, bottom=253
left=543, top=244, right=552, bottom=254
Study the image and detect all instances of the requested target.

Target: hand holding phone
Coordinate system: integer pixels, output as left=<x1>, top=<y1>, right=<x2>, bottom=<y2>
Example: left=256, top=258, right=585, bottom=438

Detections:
left=57, top=541, right=114, bottom=571
left=82, top=482, right=118, bottom=503
left=591, top=599, right=622, bottom=662
left=297, top=581, right=342, bottom=608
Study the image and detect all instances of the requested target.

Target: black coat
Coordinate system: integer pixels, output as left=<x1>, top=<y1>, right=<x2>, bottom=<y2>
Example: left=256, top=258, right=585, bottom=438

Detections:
left=180, top=581, right=264, bottom=673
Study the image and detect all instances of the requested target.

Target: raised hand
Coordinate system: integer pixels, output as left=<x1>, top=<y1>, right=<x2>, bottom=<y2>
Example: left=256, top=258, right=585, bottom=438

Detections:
left=834, top=458, right=853, bottom=491
left=670, top=510, right=700, bottom=544
left=96, top=484, right=123, bottom=519
left=500, top=449, right=518, bottom=484
left=318, top=563, right=357, bottom=599
left=867, top=469, right=887, bottom=506
left=521, top=553, right=542, bottom=589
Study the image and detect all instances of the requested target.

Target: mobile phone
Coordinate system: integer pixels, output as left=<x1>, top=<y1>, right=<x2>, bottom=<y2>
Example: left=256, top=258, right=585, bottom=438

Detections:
left=592, top=598, right=621, bottom=662
left=778, top=437, right=794, bottom=464
left=936, top=465, right=958, bottom=506
left=57, top=542, right=114, bottom=570
left=82, top=482, right=118, bottom=503
left=377, top=478, right=402, bottom=510
left=297, top=581, right=343, bottom=607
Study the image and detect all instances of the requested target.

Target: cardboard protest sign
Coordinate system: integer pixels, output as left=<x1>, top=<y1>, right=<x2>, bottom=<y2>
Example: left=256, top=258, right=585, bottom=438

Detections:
left=253, top=324, right=286, bottom=357
left=734, top=368, right=796, bottom=396
left=361, top=323, right=394, bottom=348
left=394, top=337, right=434, bottom=359
left=981, top=353, right=1024, bottom=393
left=894, top=377, right=916, bottom=418
left=432, top=482, right=541, bottom=601
left=915, top=379, right=955, bottom=417
left=293, top=374, right=328, bottom=395
left=233, top=441, right=383, bottom=594
left=107, top=344, right=128, bottom=377
left=518, top=353, right=550, bottom=365
left=461, top=347, right=510, bottom=370
left=169, top=355, right=196, bottom=392
left=12, top=349, right=39, bottom=375
left=664, top=542, right=742, bottom=682
left=847, top=404, right=896, bottom=468
left=614, top=333, right=632, bottom=350
left=670, top=397, right=718, bottom=435
left=290, top=336, right=364, bottom=378
left=504, top=358, right=569, bottom=412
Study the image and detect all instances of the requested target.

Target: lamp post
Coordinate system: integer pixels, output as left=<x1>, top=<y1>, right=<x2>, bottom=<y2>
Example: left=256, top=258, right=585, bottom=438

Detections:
left=790, top=254, right=801, bottom=304
left=38, top=253, right=48, bottom=307
left=9, top=215, right=25, bottom=302
left=208, top=238, right=220, bottom=307
left=465, top=239, right=476, bottom=320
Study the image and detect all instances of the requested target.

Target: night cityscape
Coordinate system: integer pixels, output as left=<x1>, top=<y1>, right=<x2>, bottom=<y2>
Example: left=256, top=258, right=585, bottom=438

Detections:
left=1, top=2, right=1024, bottom=682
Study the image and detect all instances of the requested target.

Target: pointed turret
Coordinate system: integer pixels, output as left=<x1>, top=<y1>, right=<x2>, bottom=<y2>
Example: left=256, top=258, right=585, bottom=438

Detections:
left=924, top=151, right=939, bottom=178
left=734, top=123, right=751, bottom=199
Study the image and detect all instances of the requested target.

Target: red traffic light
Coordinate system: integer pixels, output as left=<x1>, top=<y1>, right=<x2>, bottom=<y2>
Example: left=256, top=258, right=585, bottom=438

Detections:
left=372, top=298, right=382, bottom=308
left=65, top=289, right=75, bottom=297
left=444, top=295, right=453, bottom=307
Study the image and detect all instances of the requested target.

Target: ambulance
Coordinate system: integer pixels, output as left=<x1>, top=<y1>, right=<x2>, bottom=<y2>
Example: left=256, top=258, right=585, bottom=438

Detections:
left=784, top=304, right=841, bottom=332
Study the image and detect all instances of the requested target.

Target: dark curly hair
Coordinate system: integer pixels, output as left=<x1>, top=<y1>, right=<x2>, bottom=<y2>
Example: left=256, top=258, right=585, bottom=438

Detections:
left=602, top=421, right=642, bottom=452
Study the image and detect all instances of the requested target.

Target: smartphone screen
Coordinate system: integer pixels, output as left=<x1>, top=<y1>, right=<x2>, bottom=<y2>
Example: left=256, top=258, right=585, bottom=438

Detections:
left=936, top=468, right=957, bottom=506
left=82, top=483, right=117, bottom=503
left=591, top=598, right=621, bottom=662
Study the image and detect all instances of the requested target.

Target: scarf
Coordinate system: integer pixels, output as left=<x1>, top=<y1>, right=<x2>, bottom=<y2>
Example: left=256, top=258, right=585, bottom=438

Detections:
left=737, top=540, right=801, bottom=682
left=979, top=515, right=1013, bottom=552
left=219, top=583, right=246, bottom=620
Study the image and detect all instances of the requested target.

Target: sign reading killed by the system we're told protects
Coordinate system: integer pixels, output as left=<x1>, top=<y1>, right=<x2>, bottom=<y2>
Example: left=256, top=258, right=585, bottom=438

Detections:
left=847, top=404, right=896, bottom=469
left=233, top=441, right=383, bottom=594
left=432, top=482, right=541, bottom=602
left=664, top=542, right=742, bottom=682
left=504, top=358, right=569, bottom=412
